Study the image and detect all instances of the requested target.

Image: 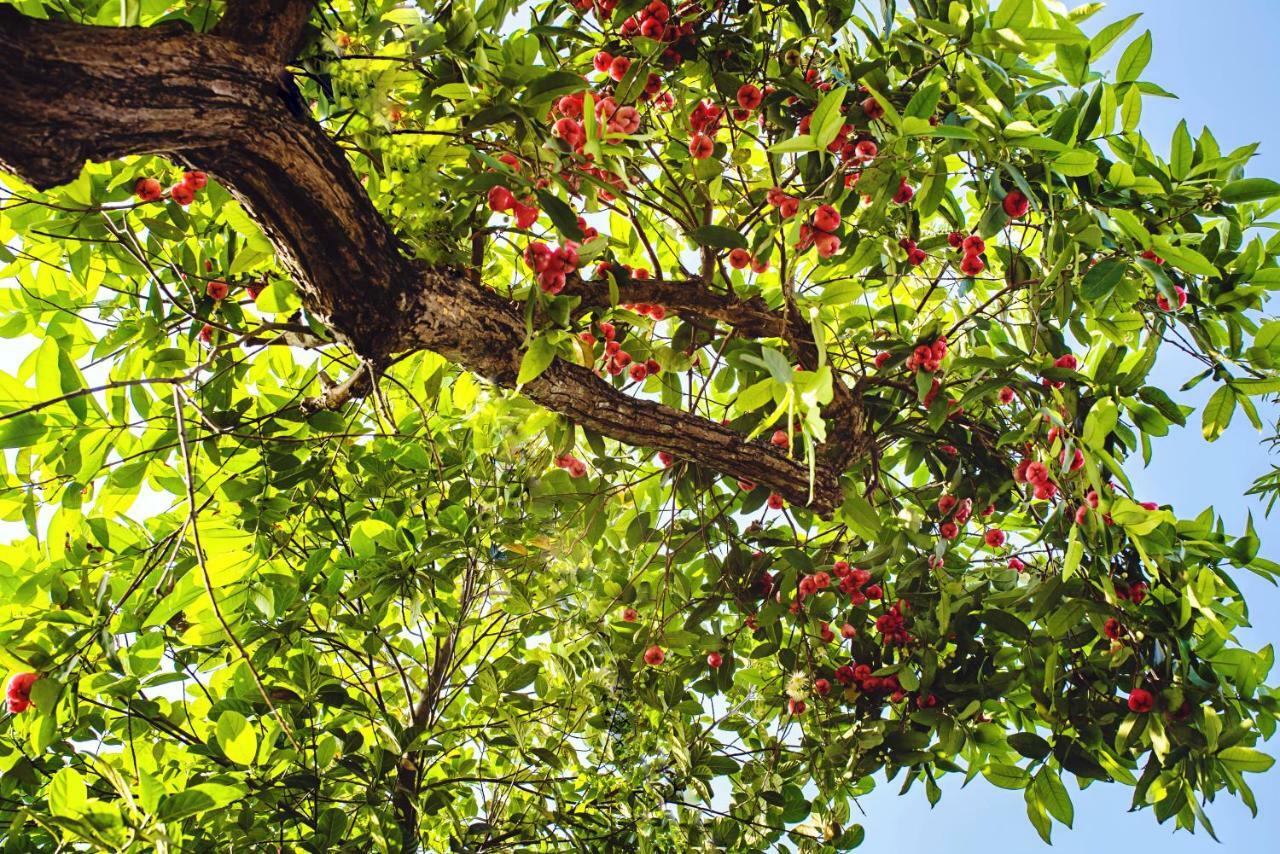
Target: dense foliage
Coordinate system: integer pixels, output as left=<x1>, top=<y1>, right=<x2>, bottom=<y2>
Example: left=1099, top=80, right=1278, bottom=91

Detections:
left=1, top=0, right=1279, bottom=850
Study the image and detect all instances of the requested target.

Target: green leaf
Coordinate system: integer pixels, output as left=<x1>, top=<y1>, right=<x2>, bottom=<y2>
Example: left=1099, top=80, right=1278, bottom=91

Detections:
left=687, top=224, right=747, bottom=250
left=1170, top=119, right=1193, bottom=179
left=992, top=0, right=1033, bottom=29
left=839, top=491, right=881, bottom=540
left=1009, top=732, right=1053, bottom=761
left=983, top=762, right=1031, bottom=790
left=1220, top=178, right=1280, bottom=204
left=520, top=71, right=587, bottom=106
left=1218, top=746, right=1275, bottom=773
left=1152, top=238, right=1218, bottom=277
left=216, top=710, right=258, bottom=765
left=1201, top=384, right=1236, bottom=441
left=1090, top=13, right=1142, bottom=59
left=769, top=134, right=817, bottom=154
left=1115, top=31, right=1152, bottom=83
left=1034, top=769, right=1075, bottom=827
left=534, top=190, right=585, bottom=241
left=158, top=784, right=244, bottom=823
left=1081, top=258, right=1125, bottom=302
left=1053, top=149, right=1098, bottom=177
left=49, top=768, right=87, bottom=818
left=810, top=86, right=848, bottom=150
left=0, top=414, right=47, bottom=448
left=517, top=336, right=558, bottom=386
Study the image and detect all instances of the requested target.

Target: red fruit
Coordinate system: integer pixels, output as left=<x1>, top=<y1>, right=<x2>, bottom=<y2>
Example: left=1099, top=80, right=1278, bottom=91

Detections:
left=737, top=478, right=755, bottom=492
left=134, top=177, right=163, bottom=202
left=787, top=698, right=807, bottom=715
left=939, top=521, right=959, bottom=540
left=169, top=183, right=195, bottom=206
left=892, top=179, right=915, bottom=205
left=580, top=332, right=597, bottom=346
left=553, top=117, right=586, bottom=148
left=513, top=203, right=539, bottom=229
left=814, top=678, right=832, bottom=696
left=6, top=672, right=38, bottom=714
left=938, top=494, right=957, bottom=515
left=767, top=492, right=784, bottom=510
left=657, top=451, right=674, bottom=467
left=778, top=197, right=800, bottom=219
left=959, top=253, right=985, bottom=276
left=961, top=235, right=985, bottom=255
left=689, top=133, right=715, bottom=159
left=728, top=248, right=751, bottom=269
left=488, top=185, right=515, bottom=212
left=1104, top=617, right=1126, bottom=640
left=750, top=255, right=770, bottom=273
left=907, top=247, right=927, bottom=266
left=841, top=623, right=857, bottom=639
left=609, top=55, right=631, bottom=82
left=629, top=363, right=648, bottom=381
left=865, top=584, right=883, bottom=600
left=874, top=351, right=891, bottom=369
left=1008, top=557, right=1026, bottom=572
left=1002, top=189, right=1030, bottom=219
left=707, top=651, right=723, bottom=668
left=1127, top=688, right=1154, bottom=714
left=861, top=97, right=885, bottom=120
left=1139, top=501, right=1159, bottom=511
left=183, top=170, right=208, bottom=190
left=567, top=459, right=587, bottom=478
left=645, top=358, right=661, bottom=375
left=984, top=528, right=1006, bottom=548
left=1026, top=461, right=1050, bottom=485
left=998, top=386, right=1015, bottom=404
left=639, top=16, right=663, bottom=38
left=593, top=50, right=614, bottom=74
left=1054, top=353, right=1078, bottom=370
left=1129, top=581, right=1148, bottom=604
left=947, top=231, right=964, bottom=248
left=643, top=644, right=665, bottom=666
left=814, top=232, right=841, bottom=258
left=854, top=139, right=878, bottom=161
left=598, top=321, right=616, bottom=340
left=812, top=204, right=841, bottom=233
left=851, top=568, right=871, bottom=586
left=736, top=83, right=763, bottom=110
left=613, top=350, right=632, bottom=367
left=1156, top=285, right=1188, bottom=312
left=770, top=429, right=789, bottom=448
left=198, top=323, right=214, bottom=345
left=798, top=576, right=818, bottom=597
left=206, top=280, right=229, bottom=300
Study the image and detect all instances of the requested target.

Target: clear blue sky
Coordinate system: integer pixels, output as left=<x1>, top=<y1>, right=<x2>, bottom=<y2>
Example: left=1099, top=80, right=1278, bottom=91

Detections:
left=857, top=2, right=1280, bottom=850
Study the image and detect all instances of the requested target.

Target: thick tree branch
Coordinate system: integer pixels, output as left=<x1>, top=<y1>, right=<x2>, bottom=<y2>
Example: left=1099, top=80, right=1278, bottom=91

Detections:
left=561, top=275, right=787, bottom=339
left=212, top=0, right=315, bottom=62
left=0, top=5, right=852, bottom=514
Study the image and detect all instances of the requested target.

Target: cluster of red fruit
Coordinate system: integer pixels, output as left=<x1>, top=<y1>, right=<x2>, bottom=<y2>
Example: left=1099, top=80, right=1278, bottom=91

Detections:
left=618, top=1, right=698, bottom=54
left=6, top=672, right=37, bottom=714
left=727, top=248, right=769, bottom=272
left=488, top=185, right=540, bottom=230
left=873, top=600, right=913, bottom=647
left=945, top=232, right=987, bottom=276
left=936, top=493, right=974, bottom=541
left=766, top=186, right=800, bottom=219
left=1015, top=457, right=1059, bottom=501
left=833, top=560, right=878, bottom=604
left=135, top=170, right=208, bottom=206
left=1042, top=351, right=1079, bottom=390
left=898, top=238, right=927, bottom=267
left=586, top=320, right=660, bottom=381
left=796, top=203, right=842, bottom=259
left=553, top=453, right=588, bottom=478
left=905, top=335, right=947, bottom=373
left=523, top=241, right=580, bottom=295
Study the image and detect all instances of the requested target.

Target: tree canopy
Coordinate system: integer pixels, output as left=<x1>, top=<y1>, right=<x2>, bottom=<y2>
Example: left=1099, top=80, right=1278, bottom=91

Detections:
left=1, top=0, right=1279, bottom=850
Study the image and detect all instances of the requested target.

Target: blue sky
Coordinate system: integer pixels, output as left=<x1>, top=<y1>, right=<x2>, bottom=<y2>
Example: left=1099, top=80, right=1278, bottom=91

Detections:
left=856, top=2, right=1280, bottom=850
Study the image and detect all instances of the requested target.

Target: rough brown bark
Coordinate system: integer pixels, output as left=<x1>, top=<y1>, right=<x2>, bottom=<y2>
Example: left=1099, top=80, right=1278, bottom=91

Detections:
left=0, top=3, right=854, bottom=515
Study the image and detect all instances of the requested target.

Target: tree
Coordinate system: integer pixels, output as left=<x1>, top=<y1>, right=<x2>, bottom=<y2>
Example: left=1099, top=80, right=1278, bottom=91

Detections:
left=0, top=0, right=1277, bottom=849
